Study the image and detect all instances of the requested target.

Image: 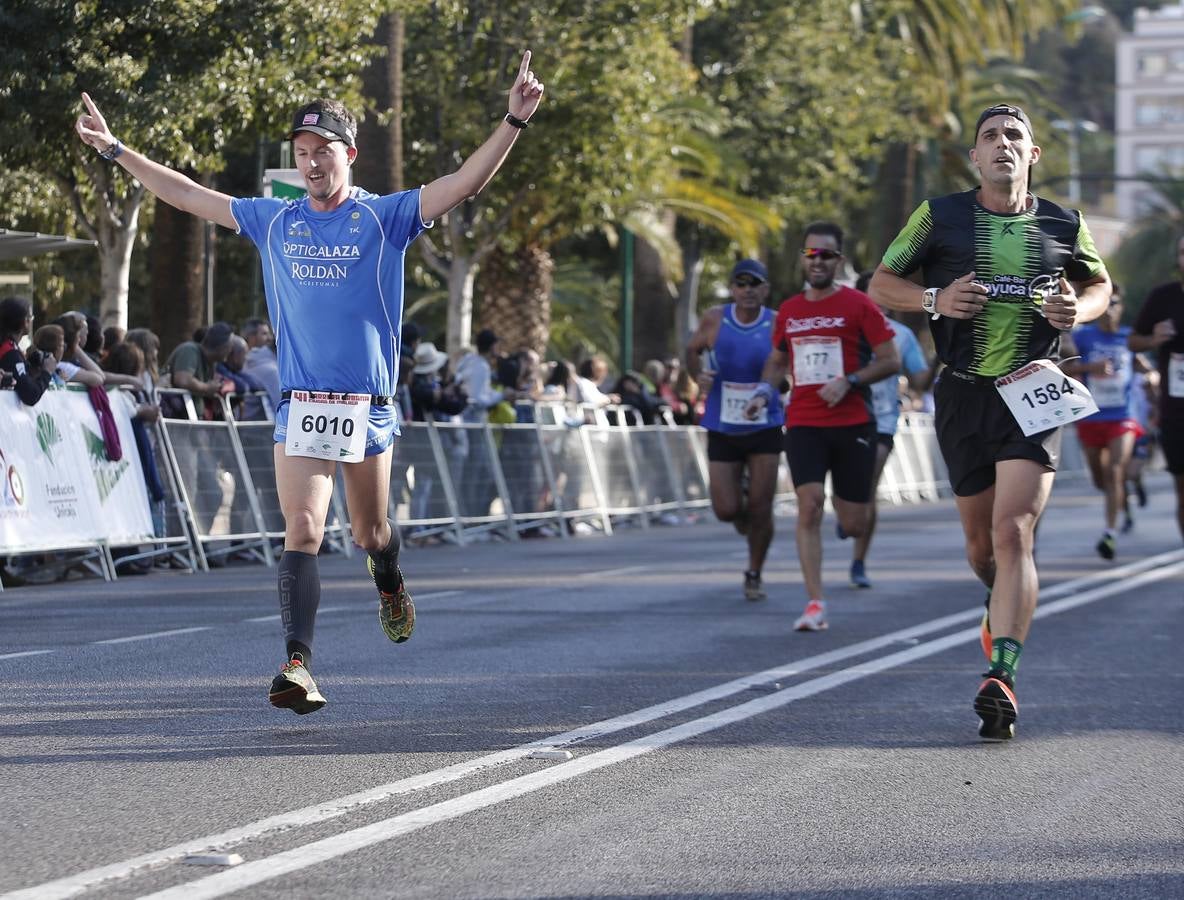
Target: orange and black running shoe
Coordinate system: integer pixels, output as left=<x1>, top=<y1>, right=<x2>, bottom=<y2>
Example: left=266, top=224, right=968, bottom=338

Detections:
left=268, top=654, right=326, bottom=715
left=368, top=556, right=416, bottom=643
left=974, top=668, right=1017, bottom=741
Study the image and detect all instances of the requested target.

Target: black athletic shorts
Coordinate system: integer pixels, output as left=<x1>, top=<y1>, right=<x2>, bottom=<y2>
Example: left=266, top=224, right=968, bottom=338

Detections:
left=876, top=433, right=895, bottom=453
left=706, top=427, right=784, bottom=463
left=784, top=422, right=877, bottom=503
left=1161, top=420, right=1184, bottom=475
left=934, top=371, right=1062, bottom=497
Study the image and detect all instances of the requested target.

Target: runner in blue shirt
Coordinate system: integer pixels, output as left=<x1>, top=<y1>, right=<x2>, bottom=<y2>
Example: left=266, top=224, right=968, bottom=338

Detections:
left=843, top=289, right=932, bottom=588
left=75, top=53, right=544, bottom=715
left=686, top=259, right=783, bottom=602
left=1061, top=286, right=1151, bottom=560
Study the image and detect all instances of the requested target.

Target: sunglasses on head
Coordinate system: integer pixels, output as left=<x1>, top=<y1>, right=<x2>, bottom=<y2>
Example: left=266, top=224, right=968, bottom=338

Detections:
left=733, top=276, right=763, bottom=288
left=801, top=248, right=841, bottom=261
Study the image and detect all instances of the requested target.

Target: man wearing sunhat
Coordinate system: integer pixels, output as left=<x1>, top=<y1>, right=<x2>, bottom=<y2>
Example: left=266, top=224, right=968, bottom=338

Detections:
left=869, top=103, right=1111, bottom=740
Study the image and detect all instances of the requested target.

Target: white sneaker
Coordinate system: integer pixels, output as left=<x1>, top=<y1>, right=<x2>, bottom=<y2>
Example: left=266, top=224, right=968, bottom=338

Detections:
left=793, top=599, right=828, bottom=632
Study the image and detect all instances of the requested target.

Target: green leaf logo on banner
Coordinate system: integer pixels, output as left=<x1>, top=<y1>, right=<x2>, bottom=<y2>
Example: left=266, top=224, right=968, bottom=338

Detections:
left=36, top=413, right=62, bottom=461
left=82, top=424, right=129, bottom=503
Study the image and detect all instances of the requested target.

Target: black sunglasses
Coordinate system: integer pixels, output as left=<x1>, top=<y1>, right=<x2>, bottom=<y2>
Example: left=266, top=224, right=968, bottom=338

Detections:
left=733, top=276, right=764, bottom=288
left=801, top=248, right=841, bottom=261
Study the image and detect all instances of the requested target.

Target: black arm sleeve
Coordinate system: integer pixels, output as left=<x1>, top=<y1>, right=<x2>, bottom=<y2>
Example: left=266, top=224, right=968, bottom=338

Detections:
left=1, top=347, right=51, bottom=406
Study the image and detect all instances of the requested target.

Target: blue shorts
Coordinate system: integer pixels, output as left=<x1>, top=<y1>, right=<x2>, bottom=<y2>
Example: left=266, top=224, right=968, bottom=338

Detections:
left=273, top=398, right=398, bottom=458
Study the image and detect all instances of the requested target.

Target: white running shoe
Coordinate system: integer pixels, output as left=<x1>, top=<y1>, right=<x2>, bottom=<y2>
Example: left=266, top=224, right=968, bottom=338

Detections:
left=793, top=599, right=828, bottom=631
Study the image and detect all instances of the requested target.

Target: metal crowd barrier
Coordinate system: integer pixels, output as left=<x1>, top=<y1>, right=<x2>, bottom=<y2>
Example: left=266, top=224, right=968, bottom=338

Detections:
left=2, top=390, right=1093, bottom=584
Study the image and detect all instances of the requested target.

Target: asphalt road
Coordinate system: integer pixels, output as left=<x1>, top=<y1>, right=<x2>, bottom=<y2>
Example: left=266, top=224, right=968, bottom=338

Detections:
left=1, top=473, right=1182, bottom=899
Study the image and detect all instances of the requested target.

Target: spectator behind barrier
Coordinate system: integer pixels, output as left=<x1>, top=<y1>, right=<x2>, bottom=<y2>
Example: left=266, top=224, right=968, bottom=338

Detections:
left=163, top=322, right=232, bottom=419
left=217, top=334, right=267, bottom=420
left=612, top=369, right=668, bottom=425
left=241, top=318, right=280, bottom=421
left=125, top=328, right=162, bottom=398
left=105, top=341, right=167, bottom=555
left=33, top=325, right=103, bottom=388
left=409, top=342, right=467, bottom=422
left=574, top=357, right=620, bottom=407
left=672, top=365, right=702, bottom=425
left=83, top=314, right=104, bottom=363
left=456, top=328, right=516, bottom=423
left=101, top=325, right=125, bottom=365
left=0, top=296, right=53, bottom=406
left=395, top=321, right=420, bottom=424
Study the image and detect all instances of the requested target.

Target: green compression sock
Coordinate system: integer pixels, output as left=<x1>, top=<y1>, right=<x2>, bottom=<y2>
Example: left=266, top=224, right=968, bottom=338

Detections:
left=989, top=637, right=1023, bottom=682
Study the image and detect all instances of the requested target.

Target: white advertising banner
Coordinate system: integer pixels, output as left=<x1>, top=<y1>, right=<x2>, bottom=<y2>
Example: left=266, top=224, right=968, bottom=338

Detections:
left=0, top=389, right=153, bottom=553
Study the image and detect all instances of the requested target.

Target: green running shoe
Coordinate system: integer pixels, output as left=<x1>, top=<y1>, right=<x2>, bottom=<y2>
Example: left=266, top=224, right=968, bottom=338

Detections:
left=268, top=655, right=326, bottom=715
left=368, top=556, right=416, bottom=643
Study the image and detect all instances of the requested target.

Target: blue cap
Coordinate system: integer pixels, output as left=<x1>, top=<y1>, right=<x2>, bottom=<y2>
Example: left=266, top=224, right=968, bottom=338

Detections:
left=731, top=259, right=768, bottom=283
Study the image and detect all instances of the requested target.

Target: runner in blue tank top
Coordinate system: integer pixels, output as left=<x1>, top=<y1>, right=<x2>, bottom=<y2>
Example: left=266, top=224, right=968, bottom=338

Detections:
left=1061, top=286, right=1151, bottom=560
left=75, top=53, right=545, bottom=715
left=686, top=259, right=784, bottom=602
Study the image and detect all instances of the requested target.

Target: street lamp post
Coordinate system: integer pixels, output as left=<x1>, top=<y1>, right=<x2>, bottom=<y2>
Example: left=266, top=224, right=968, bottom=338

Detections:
left=1051, top=118, right=1101, bottom=206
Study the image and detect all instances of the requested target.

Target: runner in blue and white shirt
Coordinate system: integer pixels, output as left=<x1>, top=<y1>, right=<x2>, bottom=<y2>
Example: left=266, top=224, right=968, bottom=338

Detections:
left=845, top=310, right=931, bottom=588
left=75, top=53, right=545, bottom=715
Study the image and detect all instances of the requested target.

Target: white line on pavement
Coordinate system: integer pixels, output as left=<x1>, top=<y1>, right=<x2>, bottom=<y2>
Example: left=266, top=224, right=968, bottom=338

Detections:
left=8, top=548, right=1180, bottom=900
left=138, top=557, right=1184, bottom=900
left=91, top=627, right=212, bottom=646
left=0, top=649, right=54, bottom=660
left=577, top=565, right=651, bottom=579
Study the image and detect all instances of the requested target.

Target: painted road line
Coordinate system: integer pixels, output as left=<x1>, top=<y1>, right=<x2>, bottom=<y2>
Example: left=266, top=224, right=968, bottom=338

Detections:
left=577, top=565, right=650, bottom=579
left=91, top=627, right=212, bottom=646
left=137, top=558, right=1184, bottom=900
left=9, top=550, right=1180, bottom=900
left=0, top=649, right=55, bottom=661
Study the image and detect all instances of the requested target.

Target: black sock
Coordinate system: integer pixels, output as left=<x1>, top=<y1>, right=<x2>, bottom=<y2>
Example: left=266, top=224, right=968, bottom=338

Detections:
left=287, top=641, right=312, bottom=668
left=278, top=551, right=320, bottom=664
left=369, top=518, right=402, bottom=592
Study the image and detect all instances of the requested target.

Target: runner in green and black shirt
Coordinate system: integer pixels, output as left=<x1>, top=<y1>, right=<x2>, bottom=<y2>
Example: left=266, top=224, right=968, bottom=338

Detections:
left=870, top=104, right=1112, bottom=741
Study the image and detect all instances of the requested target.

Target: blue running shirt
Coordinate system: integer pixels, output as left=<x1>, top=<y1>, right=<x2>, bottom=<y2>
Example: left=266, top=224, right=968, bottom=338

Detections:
left=700, top=304, right=781, bottom=434
left=1072, top=324, right=1136, bottom=422
left=231, top=188, right=427, bottom=452
left=871, top=320, right=927, bottom=436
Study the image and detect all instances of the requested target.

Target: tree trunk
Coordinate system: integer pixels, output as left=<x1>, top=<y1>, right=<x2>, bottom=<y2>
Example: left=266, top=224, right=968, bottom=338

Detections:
left=631, top=235, right=676, bottom=369
left=149, top=191, right=206, bottom=353
left=444, top=253, right=476, bottom=357
left=674, top=227, right=703, bottom=358
left=475, top=243, right=553, bottom=357
left=387, top=12, right=404, bottom=192
left=84, top=165, right=143, bottom=331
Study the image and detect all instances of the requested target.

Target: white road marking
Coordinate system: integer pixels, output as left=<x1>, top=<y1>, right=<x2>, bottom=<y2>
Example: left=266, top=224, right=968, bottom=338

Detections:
left=8, top=549, right=1180, bottom=900
left=91, top=627, right=212, bottom=646
left=578, top=565, right=650, bottom=579
left=140, top=557, right=1184, bottom=899
left=0, top=649, right=54, bottom=660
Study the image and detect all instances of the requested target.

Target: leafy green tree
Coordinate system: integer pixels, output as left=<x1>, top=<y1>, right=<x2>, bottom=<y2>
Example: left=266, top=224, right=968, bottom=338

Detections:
left=1111, top=175, right=1184, bottom=308
left=401, top=0, right=695, bottom=354
left=0, top=0, right=392, bottom=340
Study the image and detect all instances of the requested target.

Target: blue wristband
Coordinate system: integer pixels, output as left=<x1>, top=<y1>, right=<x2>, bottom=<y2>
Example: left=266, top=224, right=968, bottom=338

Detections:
left=752, top=382, right=777, bottom=404
left=99, top=139, right=124, bottom=161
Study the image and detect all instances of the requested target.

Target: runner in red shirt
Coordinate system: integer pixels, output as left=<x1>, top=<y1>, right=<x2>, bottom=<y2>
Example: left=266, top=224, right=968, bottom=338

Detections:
left=746, top=222, right=899, bottom=631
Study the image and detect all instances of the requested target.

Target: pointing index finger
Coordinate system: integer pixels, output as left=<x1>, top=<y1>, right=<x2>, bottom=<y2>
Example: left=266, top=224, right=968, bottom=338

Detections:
left=517, top=50, right=531, bottom=83
left=81, top=91, right=99, bottom=117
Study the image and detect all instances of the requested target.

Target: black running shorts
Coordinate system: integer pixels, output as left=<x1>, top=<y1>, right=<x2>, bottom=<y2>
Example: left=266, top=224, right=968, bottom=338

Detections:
left=1161, top=420, right=1184, bottom=475
left=706, top=427, right=784, bottom=463
left=784, top=422, right=877, bottom=503
left=934, top=372, right=1062, bottom=497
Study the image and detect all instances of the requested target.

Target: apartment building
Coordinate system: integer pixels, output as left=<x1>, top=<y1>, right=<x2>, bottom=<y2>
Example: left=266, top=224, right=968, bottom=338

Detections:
left=1116, top=2, right=1184, bottom=220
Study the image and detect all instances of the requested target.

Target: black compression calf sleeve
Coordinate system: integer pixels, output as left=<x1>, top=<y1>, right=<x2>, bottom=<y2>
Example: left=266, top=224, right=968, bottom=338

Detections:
left=368, top=518, right=402, bottom=591
left=278, top=551, right=320, bottom=664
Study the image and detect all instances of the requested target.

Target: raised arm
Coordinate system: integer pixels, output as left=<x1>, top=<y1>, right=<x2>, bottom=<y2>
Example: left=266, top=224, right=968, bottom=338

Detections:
left=75, top=92, right=237, bottom=230
left=419, top=51, right=544, bottom=223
